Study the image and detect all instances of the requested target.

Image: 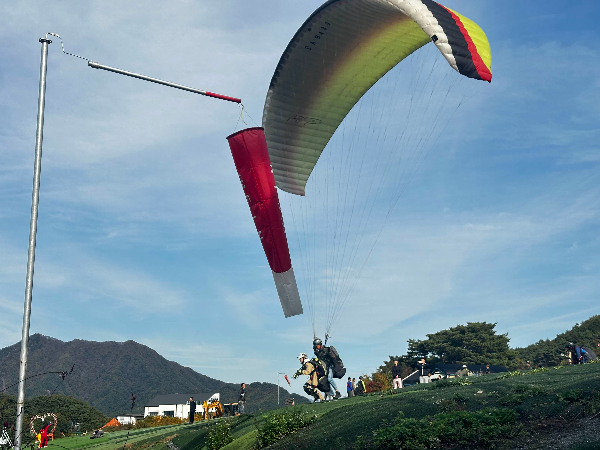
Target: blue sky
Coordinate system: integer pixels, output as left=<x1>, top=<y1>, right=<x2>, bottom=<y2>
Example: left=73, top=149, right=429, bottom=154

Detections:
left=1, top=0, right=599, bottom=395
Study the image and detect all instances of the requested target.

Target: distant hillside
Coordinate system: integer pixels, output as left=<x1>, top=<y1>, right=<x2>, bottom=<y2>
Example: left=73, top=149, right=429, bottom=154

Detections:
left=515, top=315, right=600, bottom=366
left=0, top=334, right=308, bottom=417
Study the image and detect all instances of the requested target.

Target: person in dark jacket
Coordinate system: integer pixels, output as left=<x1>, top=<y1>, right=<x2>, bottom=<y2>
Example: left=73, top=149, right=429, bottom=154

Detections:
left=238, top=383, right=246, bottom=415
left=354, top=376, right=365, bottom=395
left=313, top=338, right=341, bottom=399
left=188, top=397, right=196, bottom=423
left=392, top=360, right=403, bottom=389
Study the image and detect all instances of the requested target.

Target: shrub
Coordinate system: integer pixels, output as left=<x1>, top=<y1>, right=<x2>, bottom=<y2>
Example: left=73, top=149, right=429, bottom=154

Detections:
left=255, top=410, right=317, bottom=449
left=135, top=415, right=186, bottom=428
left=429, top=378, right=472, bottom=389
left=366, top=373, right=392, bottom=393
left=373, top=414, right=438, bottom=450
left=207, top=420, right=234, bottom=450
left=499, top=394, right=526, bottom=406
left=498, top=370, right=522, bottom=379
left=513, top=384, right=547, bottom=396
left=557, top=389, right=583, bottom=403
left=371, top=408, right=520, bottom=449
left=434, top=408, right=520, bottom=446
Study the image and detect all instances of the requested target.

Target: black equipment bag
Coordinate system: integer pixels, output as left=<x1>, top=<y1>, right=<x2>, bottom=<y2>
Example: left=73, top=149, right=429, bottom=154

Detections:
left=329, top=346, right=346, bottom=378
left=582, top=347, right=598, bottom=361
left=311, top=359, right=326, bottom=378
left=317, top=376, right=331, bottom=393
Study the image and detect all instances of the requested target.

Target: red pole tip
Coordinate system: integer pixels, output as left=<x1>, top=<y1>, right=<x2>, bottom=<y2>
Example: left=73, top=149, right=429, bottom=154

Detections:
left=206, top=91, right=241, bottom=103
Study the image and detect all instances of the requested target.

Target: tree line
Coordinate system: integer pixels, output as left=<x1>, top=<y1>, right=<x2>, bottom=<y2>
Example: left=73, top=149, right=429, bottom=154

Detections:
left=361, top=315, right=600, bottom=392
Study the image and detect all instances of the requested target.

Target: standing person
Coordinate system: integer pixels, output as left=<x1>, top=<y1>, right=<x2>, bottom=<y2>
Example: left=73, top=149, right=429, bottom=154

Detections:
left=293, top=353, right=324, bottom=402
left=346, top=377, right=354, bottom=397
left=354, top=376, right=365, bottom=395
left=484, top=364, right=492, bottom=375
left=238, top=383, right=246, bottom=415
left=352, top=378, right=356, bottom=394
left=188, top=397, right=196, bottom=423
left=313, top=338, right=342, bottom=399
left=417, top=358, right=430, bottom=384
left=392, top=360, right=403, bottom=389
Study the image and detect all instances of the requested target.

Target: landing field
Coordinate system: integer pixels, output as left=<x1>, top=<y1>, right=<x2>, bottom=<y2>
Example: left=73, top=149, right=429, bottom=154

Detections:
left=46, top=362, right=600, bottom=449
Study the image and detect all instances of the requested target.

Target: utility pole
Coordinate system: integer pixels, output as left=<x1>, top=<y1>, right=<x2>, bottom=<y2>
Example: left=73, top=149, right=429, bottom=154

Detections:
left=14, top=37, right=51, bottom=450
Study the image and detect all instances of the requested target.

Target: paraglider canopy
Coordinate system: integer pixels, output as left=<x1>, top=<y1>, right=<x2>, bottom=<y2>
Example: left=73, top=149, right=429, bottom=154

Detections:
left=263, top=0, right=492, bottom=196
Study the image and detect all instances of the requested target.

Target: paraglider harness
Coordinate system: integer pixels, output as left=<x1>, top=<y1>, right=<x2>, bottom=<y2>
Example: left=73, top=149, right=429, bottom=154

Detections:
left=298, top=358, right=331, bottom=395
left=582, top=346, right=598, bottom=363
left=315, top=341, right=347, bottom=379
left=327, top=346, right=347, bottom=379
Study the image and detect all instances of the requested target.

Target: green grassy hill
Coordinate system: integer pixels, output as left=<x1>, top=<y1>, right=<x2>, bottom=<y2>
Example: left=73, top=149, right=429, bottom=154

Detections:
left=0, top=334, right=307, bottom=416
left=101, top=362, right=600, bottom=450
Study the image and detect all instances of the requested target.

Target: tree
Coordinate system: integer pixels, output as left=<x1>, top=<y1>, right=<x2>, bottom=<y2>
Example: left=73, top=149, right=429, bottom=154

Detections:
left=363, top=373, right=392, bottom=393
left=405, top=322, right=517, bottom=366
left=515, top=315, right=600, bottom=366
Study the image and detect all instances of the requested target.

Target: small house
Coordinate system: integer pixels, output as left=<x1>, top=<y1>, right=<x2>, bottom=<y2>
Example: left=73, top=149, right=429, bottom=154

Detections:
left=144, top=393, right=220, bottom=419
left=116, top=414, right=144, bottom=425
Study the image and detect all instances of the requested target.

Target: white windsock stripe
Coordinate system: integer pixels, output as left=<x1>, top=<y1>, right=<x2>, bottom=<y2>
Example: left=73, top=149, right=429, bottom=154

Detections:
left=273, top=267, right=303, bottom=318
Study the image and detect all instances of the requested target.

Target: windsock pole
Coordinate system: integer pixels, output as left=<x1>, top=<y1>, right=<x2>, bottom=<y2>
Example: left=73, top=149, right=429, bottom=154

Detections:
left=14, top=37, right=50, bottom=450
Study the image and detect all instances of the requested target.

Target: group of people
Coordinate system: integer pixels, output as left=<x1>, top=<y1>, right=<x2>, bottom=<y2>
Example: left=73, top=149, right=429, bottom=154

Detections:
left=345, top=376, right=366, bottom=396
left=565, top=343, right=596, bottom=364
left=455, top=363, right=493, bottom=377
left=293, top=338, right=346, bottom=402
left=186, top=384, right=246, bottom=423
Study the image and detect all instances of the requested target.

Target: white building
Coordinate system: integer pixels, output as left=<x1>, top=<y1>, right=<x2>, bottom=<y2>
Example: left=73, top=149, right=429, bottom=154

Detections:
left=144, top=393, right=220, bottom=419
left=116, top=414, right=144, bottom=425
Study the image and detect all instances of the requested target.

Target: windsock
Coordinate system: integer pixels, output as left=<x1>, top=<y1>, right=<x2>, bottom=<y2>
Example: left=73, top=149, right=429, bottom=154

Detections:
left=284, top=374, right=291, bottom=386
left=226, top=127, right=303, bottom=318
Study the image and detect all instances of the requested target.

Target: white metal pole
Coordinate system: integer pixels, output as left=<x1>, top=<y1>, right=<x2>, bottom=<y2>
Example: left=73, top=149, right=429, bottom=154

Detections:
left=14, top=37, right=50, bottom=450
left=87, top=61, right=241, bottom=103
left=277, top=372, right=286, bottom=406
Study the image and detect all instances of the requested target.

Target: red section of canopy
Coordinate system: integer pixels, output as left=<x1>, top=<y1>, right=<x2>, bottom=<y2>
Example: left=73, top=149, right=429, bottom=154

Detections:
left=227, top=127, right=292, bottom=274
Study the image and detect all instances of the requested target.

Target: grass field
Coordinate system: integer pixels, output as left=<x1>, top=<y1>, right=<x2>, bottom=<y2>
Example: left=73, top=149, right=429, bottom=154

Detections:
left=43, top=362, right=600, bottom=449
left=42, top=422, right=208, bottom=450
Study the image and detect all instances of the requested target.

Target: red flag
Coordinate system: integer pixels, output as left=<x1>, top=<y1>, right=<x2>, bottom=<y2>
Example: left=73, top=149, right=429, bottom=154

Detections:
left=284, top=374, right=291, bottom=386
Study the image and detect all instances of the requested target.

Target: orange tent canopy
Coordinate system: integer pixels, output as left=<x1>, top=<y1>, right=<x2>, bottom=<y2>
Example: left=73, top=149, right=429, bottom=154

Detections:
left=102, top=418, right=120, bottom=428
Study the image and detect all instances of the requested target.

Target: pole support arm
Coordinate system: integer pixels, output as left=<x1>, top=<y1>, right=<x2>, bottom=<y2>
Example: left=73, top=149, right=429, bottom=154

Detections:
left=87, top=61, right=241, bottom=103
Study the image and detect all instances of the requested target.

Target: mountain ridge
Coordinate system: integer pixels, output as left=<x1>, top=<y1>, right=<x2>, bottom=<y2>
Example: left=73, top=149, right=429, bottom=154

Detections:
left=0, top=334, right=308, bottom=417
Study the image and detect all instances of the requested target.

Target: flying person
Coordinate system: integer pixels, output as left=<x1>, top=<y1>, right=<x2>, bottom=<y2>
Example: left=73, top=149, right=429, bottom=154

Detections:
left=293, top=353, right=325, bottom=402
left=313, top=338, right=344, bottom=399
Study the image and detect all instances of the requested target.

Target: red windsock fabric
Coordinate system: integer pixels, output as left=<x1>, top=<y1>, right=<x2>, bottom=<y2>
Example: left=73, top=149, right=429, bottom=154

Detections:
left=227, top=127, right=291, bottom=273
left=227, top=127, right=303, bottom=318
